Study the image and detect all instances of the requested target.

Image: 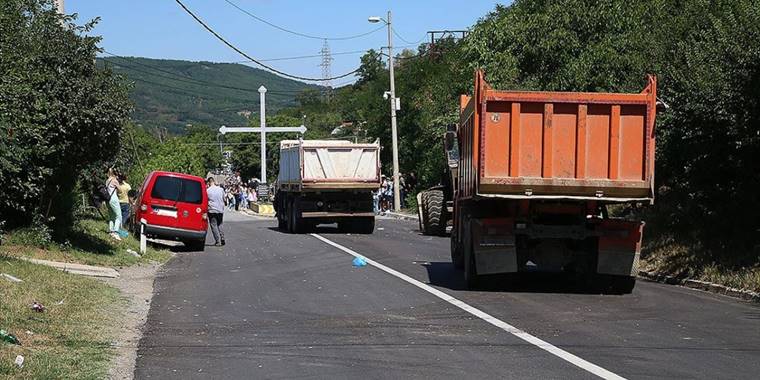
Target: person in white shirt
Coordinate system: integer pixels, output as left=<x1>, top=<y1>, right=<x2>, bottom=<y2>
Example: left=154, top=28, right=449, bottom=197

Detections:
left=206, top=177, right=226, bottom=246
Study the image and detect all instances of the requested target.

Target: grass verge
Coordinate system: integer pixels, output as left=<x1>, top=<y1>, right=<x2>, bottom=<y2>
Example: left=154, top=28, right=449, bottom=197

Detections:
left=0, top=256, right=121, bottom=379
left=641, top=234, right=760, bottom=294
left=1, top=218, right=172, bottom=267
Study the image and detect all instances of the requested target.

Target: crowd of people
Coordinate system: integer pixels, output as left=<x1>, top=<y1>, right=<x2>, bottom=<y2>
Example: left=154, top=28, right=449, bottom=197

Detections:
left=374, top=172, right=417, bottom=214
left=222, top=171, right=260, bottom=211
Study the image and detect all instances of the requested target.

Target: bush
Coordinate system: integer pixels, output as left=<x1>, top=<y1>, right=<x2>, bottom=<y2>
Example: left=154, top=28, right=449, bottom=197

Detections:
left=0, top=0, right=131, bottom=233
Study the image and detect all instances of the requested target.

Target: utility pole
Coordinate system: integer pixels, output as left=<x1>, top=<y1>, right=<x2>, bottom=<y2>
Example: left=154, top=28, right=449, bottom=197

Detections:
left=387, top=10, right=401, bottom=212
left=369, top=11, right=401, bottom=211
left=259, top=85, right=267, bottom=183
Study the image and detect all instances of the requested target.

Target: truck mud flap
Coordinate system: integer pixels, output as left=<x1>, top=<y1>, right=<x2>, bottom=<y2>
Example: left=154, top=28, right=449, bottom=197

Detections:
left=596, top=220, right=644, bottom=276
left=471, top=218, right=518, bottom=275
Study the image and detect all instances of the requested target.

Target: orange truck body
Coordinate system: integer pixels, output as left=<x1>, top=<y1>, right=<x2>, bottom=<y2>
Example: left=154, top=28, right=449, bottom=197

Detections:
left=458, top=70, right=657, bottom=202
left=451, top=71, right=658, bottom=292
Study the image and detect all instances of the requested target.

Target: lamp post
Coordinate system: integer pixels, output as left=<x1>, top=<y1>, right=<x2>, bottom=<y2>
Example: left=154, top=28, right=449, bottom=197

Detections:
left=369, top=11, right=401, bottom=212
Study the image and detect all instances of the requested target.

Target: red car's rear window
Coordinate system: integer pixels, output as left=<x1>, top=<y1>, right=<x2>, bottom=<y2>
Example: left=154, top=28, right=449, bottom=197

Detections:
left=151, top=176, right=203, bottom=204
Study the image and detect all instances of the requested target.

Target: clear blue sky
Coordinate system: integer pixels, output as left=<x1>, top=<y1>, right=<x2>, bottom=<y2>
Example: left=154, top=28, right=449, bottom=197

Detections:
left=69, top=0, right=504, bottom=85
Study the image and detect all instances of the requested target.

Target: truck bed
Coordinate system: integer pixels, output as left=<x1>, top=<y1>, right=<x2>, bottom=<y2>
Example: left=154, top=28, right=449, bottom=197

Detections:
left=459, top=71, right=657, bottom=202
left=278, top=140, right=381, bottom=191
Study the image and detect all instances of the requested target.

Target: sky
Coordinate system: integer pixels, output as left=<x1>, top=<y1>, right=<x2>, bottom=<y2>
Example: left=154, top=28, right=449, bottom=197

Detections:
left=68, top=0, right=504, bottom=85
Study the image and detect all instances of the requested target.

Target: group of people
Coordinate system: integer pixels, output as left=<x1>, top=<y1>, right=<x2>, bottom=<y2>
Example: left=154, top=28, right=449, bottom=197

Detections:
left=374, top=172, right=417, bottom=213
left=224, top=184, right=257, bottom=211
left=104, top=168, right=134, bottom=241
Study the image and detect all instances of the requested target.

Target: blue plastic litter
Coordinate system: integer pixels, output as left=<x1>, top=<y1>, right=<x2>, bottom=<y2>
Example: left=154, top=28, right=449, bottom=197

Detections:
left=352, top=257, right=367, bottom=267
left=118, top=230, right=129, bottom=238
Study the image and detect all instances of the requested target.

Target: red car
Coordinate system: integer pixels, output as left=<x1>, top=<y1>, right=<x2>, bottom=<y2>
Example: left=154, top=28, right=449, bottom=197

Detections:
left=132, top=171, right=208, bottom=251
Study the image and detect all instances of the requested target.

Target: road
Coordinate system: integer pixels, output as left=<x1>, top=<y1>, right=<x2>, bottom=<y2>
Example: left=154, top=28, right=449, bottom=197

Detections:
left=135, top=212, right=760, bottom=379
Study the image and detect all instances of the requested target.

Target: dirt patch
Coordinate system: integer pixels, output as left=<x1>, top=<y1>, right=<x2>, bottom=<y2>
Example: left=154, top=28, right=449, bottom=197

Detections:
left=102, top=263, right=162, bottom=380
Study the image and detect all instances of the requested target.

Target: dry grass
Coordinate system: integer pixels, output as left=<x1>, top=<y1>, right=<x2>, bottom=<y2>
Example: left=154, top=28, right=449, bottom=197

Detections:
left=0, top=257, right=121, bottom=379
left=0, top=216, right=174, bottom=378
left=641, top=234, right=760, bottom=293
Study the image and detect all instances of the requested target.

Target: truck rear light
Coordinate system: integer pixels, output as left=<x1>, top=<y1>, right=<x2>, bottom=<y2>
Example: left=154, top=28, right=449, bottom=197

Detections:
left=196, top=207, right=202, bottom=213
left=140, top=204, right=147, bottom=211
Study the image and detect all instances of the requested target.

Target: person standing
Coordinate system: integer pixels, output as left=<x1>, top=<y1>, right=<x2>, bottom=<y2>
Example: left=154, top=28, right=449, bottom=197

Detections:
left=105, top=168, right=122, bottom=241
left=206, top=177, right=226, bottom=246
left=116, top=172, right=132, bottom=227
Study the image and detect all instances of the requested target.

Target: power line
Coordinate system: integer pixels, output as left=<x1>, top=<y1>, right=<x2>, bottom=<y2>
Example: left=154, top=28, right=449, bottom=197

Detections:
left=392, top=27, right=426, bottom=45
left=222, top=0, right=384, bottom=41
left=174, top=0, right=359, bottom=82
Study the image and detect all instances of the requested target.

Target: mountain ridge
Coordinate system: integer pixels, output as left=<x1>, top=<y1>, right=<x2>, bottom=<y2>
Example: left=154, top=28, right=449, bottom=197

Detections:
left=98, top=56, right=320, bottom=133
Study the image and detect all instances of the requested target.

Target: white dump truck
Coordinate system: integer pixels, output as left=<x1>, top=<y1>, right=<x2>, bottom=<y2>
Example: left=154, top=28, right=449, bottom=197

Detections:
left=275, top=140, right=381, bottom=233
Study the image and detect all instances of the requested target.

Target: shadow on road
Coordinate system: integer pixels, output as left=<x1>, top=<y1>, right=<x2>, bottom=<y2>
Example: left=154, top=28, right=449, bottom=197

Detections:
left=422, top=261, right=631, bottom=295
left=265, top=224, right=358, bottom=235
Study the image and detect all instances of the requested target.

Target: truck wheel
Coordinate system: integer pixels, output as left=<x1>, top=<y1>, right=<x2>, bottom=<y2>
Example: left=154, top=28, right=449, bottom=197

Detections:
left=463, top=233, right=481, bottom=289
left=277, top=215, right=287, bottom=231
left=421, top=189, right=446, bottom=236
left=357, top=217, right=375, bottom=234
left=450, top=235, right=464, bottom=269
left=290, top=200, right=303, bottom=233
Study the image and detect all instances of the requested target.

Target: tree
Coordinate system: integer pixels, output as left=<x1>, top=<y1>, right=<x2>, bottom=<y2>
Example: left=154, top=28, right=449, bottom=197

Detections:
left=0, top=0, right=132, bottom=234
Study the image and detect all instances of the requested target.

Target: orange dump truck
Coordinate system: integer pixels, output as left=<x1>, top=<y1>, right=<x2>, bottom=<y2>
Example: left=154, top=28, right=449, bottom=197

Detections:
left=450, top=71, right=657, bottom=293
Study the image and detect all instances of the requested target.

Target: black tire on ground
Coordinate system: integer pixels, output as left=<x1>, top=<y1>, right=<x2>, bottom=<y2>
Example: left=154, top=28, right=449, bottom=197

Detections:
left=451, top=234, right=464, bottom=269
left=416, top=193, right=424, bottom=232
left=356, top=217, right=375, bottom=234
left=463, top=231, right=481, bottom=289
left=290, top=199, right=304, bottom=234
left=420, top=189, right=446, bottom=236
left=185, top=239, right=206, bottom=252
left=277, top=212, right=287, bottom=230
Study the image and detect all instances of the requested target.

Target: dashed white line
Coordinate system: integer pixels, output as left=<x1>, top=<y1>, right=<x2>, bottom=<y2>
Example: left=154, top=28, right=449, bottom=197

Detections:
left=311, top=233, right=626, bottom=380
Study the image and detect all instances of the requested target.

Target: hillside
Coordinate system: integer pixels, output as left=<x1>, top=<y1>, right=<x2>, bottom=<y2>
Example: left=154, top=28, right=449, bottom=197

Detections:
left=98, top=56, right=320, bottom=133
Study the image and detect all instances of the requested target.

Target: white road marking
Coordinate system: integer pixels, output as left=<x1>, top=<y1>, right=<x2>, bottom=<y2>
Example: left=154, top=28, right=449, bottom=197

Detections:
left=311, top=233, right=626, bottom=380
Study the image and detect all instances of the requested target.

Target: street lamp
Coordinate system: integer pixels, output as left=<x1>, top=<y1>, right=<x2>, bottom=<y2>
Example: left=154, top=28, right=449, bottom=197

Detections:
left=368, top=11, right=401, bottom=212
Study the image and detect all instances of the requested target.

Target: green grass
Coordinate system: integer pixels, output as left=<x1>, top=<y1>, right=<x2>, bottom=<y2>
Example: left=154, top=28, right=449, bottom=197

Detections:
left=641, top=233, right=760, bottom=293
left=0, top=257, right=121, bottom=379
left=2, top=218, right=172, bottom=268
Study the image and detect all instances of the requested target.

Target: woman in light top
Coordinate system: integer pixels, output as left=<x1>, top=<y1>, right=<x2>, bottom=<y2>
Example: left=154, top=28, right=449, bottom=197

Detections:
left=105, top=168, right=123, bottom=240
left=116, top=171, right=132, bottom=227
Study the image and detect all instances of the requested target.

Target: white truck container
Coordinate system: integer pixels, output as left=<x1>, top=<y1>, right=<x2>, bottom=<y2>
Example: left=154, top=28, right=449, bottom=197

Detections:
left=275, top=140, right=380, bottom=233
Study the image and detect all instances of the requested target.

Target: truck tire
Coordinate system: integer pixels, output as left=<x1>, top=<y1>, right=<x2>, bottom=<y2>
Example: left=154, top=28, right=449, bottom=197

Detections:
left=463, top=230, right=481, bottom=289
left=356, top=217, right=375, bottom=234
left=450, top=234, right=464, bottom=269
left=416, top=192, right=425, bottom=232
left=290, top=199, right=304, bottom=234
left=420, top=189, right=446, bottom=236
left=288, top=199, right=303, bottom=234
left=606, top=276, right=636, bottom=294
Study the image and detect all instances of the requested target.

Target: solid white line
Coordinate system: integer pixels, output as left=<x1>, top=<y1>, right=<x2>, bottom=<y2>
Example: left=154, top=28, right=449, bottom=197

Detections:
left=311, top=233, right=626, bottom=380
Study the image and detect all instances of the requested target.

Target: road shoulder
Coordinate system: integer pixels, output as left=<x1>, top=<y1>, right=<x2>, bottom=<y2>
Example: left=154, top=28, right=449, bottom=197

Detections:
left=103, top=263, right=163, bottom=380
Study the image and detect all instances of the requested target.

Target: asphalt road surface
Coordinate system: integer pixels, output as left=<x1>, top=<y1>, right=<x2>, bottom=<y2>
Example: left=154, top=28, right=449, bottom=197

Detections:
left=135, top=212, right=760, bottom=379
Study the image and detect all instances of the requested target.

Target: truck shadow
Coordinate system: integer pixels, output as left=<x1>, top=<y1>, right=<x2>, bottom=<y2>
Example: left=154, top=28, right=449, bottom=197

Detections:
left=421, top=261, right=629, bottom=295
left=265, top=225, right=358, bottom=235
